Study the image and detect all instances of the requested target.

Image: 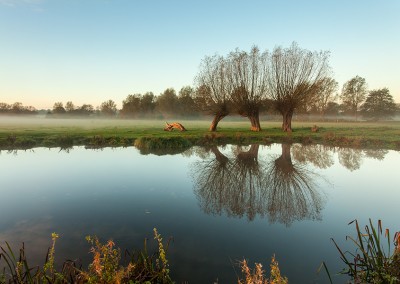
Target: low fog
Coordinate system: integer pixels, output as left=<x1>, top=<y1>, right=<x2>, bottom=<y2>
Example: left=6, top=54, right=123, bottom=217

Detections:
left=1, top=114, right=400, bottom=132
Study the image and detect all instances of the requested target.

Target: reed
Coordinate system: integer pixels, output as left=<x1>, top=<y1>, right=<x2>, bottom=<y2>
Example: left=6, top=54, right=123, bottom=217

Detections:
left=332, top=219, right=400, bottom=283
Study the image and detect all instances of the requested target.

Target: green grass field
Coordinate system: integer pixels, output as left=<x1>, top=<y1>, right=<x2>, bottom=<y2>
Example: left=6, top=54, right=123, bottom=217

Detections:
left=1, top=116, right=400, bottom=150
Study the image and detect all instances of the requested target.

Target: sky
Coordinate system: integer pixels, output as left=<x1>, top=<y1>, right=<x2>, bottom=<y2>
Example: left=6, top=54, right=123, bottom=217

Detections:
left=1, top=0, right=399, bottom=109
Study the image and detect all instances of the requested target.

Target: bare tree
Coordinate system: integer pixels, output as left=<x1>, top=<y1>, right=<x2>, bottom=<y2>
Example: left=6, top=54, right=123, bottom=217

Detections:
left=227, top=46, right=270, bottom=131
left=267, top=42, right=330, bottom=132
left=195, top=55, right=232, bottom=131
left=340, top=75, right=367, bottom=121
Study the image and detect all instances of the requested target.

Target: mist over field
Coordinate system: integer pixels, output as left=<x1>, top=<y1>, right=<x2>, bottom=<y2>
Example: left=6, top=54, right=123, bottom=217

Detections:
left=1, top=115, right=400, bottom=133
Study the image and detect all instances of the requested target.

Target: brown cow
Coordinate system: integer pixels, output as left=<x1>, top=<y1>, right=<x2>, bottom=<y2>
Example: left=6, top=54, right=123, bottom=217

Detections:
left=164, top=122, right=187, bottom=131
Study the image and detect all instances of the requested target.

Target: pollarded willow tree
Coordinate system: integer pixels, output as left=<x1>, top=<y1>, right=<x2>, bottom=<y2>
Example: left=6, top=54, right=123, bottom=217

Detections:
left=227, top=47, right=270, bottom=131
left=267, top=42, right=330, bottom=132
left=196, top=47, right=269, bottom=132
left=195, top=55, right=232, bottom=131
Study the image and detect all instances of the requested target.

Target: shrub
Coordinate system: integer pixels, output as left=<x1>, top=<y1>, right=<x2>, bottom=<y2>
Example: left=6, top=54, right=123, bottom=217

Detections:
left=238, top=255, right=288, bottom=284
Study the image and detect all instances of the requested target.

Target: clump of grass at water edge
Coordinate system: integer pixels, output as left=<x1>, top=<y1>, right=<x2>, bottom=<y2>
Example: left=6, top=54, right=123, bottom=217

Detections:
left=329, top=219, right=400, bottom=283
left=0, top=229, right=173, bottom=284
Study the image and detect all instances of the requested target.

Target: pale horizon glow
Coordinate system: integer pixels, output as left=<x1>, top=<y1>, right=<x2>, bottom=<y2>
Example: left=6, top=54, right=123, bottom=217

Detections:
left=1, top=0, right=399, bottom=109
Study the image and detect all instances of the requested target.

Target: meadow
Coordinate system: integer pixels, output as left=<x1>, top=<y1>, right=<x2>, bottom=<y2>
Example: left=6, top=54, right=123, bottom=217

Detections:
left=1, top=116, right=400, bottom=151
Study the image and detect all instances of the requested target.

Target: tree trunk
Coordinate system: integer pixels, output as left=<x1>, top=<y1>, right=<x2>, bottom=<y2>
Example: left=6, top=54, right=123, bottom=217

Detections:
left=282, top=111, right=293, bottom=132
left=209, top=114, right=226, bottom=131
left=353, top=105, right=358, bottom=121
left=275, top=143, right=293, bottom=172
left=210, top=146, right=229, bottom=164
left=281, top=143, right=292, bottom=164
left=237, top=144, right=259, bottom=163
left=248, top=113, right=262, bottom=132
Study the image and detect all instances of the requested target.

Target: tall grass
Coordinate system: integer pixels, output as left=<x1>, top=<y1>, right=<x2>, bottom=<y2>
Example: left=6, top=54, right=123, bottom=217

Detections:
left=332, top=219, right=400, bottom=283
left=0, top=229, right=173, bottom=284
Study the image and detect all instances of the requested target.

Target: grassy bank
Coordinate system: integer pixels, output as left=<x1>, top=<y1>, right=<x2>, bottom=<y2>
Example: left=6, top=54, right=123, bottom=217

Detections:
left=1, top=117, right=400, bottom=151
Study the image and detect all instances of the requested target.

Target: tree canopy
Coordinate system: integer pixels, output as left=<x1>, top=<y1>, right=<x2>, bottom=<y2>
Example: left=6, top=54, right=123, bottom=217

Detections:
left=340, top=75, right=367, bottom=120
left=100, top=100, right=117, bottom=116
left=267, top=42, right=331, bottom=132
left=195, top=55, right=232, bottom=131
left=361, top=88, right=397, bottom=120
left=227, top=46, right=269, bottom=131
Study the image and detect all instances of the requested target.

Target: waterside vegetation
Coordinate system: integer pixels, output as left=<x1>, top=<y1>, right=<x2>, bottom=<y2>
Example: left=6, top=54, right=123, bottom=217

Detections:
left=0, top=229, right=287, bottom=284
left=0, top=229, right=173, bottom=284
left=1, top=119, right=400, bottom=152
left=1, top=220, right=398, bottom=283
left=331, top=219, right=400, bottom=284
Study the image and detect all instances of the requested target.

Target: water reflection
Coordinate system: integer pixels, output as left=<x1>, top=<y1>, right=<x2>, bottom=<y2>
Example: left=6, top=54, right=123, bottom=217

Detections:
left=337, top=148, right=363, bottom=171
left=264, top=144, right=325, bottom=225
left=0, top=144, right=398, bottom=283
left=192, top=145, right=264, bottom=221
left=291, top=145, right=389, bottom=172
left=190, top=144, right=393, bottom=225
left=292, top=144, right=334, bottom=169
left=192, top=144, right=326, bottom=226
left=363, top=149, right=388, bottom=160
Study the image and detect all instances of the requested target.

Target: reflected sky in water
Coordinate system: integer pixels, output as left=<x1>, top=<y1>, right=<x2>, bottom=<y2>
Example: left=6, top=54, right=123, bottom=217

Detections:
left=0, top=145, right=399, bottom=283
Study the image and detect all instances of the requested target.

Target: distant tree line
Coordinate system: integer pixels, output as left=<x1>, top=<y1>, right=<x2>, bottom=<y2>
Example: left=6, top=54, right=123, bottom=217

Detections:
left=0, top=102, right=37, bottom=115
left=44, top=86, right=200, bottom=119
left=1, top=43, right=398, bottom=129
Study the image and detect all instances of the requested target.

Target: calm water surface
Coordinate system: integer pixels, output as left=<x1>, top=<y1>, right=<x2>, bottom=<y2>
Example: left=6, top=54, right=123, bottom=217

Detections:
left=0, top=144, right=399, bottom=283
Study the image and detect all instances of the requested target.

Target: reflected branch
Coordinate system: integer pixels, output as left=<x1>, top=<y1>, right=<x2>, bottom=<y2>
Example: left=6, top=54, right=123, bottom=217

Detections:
left=264, top=144, right=325, bottom=226
left=192, top=144, right=326, bottom=226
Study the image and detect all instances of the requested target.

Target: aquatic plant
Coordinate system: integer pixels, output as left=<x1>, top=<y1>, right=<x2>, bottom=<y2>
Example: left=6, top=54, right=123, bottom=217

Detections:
left=332, top=219, right=400, bottom=283
left=0, top=232, right=77, bottom=283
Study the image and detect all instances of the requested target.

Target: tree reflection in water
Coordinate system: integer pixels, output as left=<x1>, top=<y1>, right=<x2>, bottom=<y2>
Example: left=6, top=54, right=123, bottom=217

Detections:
left=192, top=144, right=326, bottom=226
left=291, top=145, right=388, bottom=172
left=193, top=145, right=266, bottom=221
left=263, top=144, right=325, bottom=226
left=363, top=149, right=388, bottom=161
left=336, top=147, right=389, bottom=171
left=292, top=144, right=334, bottom=169
left=337, top=147, right=363, bottom=171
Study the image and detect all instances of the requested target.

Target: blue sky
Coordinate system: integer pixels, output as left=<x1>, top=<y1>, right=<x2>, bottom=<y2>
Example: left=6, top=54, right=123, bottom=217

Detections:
left=1, top=0, right=399, bottom=109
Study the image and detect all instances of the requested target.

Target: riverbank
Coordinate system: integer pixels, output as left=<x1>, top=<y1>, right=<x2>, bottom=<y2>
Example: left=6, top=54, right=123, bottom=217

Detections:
left=1, top=117, right=400, bottom=151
